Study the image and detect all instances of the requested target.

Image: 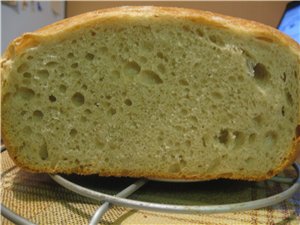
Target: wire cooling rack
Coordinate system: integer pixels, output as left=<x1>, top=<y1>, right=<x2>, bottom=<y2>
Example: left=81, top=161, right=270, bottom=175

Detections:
left=1, top=143, right=300, bottom=225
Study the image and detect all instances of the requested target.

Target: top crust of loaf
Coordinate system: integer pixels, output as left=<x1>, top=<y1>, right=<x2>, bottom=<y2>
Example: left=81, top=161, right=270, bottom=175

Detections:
left=2, top=6, right=300, bottom=60
left=1, top=6, right=300, bottom=181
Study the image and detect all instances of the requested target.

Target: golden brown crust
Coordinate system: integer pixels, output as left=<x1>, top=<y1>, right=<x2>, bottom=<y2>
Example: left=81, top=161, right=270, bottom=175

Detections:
left=1, top=6, right=300, bottom=181
left=3, top=6, right=300, bottom=60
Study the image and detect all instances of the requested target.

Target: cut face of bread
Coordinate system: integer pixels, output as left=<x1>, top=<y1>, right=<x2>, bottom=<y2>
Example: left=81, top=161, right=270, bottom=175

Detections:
left=1, top=7, right=300, bottom=181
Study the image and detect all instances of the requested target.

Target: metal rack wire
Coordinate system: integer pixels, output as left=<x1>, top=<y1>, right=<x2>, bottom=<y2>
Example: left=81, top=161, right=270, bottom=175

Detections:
left=1, top=143, right=300, bottom=225
left=50, top=163, right=300, bottom=225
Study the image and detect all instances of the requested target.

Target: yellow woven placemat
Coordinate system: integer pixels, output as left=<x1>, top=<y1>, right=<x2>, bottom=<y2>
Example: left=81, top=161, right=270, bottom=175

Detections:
left=1, top=150, right=300, bottom=225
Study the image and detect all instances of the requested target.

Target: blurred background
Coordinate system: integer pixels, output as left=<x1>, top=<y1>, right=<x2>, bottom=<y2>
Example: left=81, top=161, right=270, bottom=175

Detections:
left=1, top=1, right=299, bottom=53
left=67, top=1, right=287, bottom=27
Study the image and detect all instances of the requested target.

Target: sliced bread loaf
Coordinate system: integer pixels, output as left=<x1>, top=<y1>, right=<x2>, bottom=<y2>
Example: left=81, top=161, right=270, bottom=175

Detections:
left=1, top=6, right=300, bottom=181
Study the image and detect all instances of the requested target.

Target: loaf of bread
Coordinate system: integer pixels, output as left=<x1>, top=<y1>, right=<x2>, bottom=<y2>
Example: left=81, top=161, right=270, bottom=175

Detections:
left=1, top=7, right=300, bottom=181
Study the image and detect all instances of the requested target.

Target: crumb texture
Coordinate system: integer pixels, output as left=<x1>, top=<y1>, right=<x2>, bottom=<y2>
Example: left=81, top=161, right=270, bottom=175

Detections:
left=1, top=11, right=299, bottom=180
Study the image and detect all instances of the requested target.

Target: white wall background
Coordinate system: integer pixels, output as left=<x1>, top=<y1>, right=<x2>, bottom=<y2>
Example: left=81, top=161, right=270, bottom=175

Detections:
left=1, top=1, right=65, bottom=53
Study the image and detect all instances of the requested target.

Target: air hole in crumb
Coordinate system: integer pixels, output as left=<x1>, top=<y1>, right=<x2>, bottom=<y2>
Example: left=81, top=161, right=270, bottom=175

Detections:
left=281, top=72, right=286, bottom=82
left=67, top=53, right=74, bottom=58
left=71, top=63, right=79, bottom=68
left=27, top=55, right=33, bottom=60
left=59, top=84, right=67, bottom=93
left=191, top=125, right=198, bottom=131
left=46, top=61, right=58, bottom=67
left=157, top=136, right=163, bottom=143
left=196, top=28, right=204, bottom=37
left=124, top=61, right=141, bottom=77
left=245, top=157, right=254, bottom=163
left=253, top=63, right=270, bottom=83
left=208, top=35, right=224, bottom=46
left=71, top=92, right=85, bottom=106
left=218, top=129, right=229, bottom=145
left=84, top=109, right=92, bottom=114
left=174, top=126, right=183, bottom=132
left=285, top=91, right=293, bottom=105
left=189, top=116, right=198, bottom=123
left=181, top=109, right=188, bottom=115
left=109, top=143, right=118, bottom=150
left=183, top=25, right=191, bottom=32
left=82, top=84, right=87, bottom=90
left=85, top=53, right=95, bottom=60
left=23, top=72, right=31, bottom=78
left=108, top=108, right=116, bottom=115
left=39, top=142, right=48, bottom=160
left=179, top=79, right=189, bottom=86
left=49, top=95, right=56, bottom=102
left=253, top=114, right=263, bottom=125
left=281, top=106, right=285, bottom=116
left=16, top=87, right=35, bottom=100
left=180, top=158, right=187, bottom=167
left=139, top=70, right=163, bottom=85
left=70, top=129, right=78, bottom=137
left=157, top=52, right=167, bottom=61
left=238, top=76, right=244, bottom=81
left=249, top=133, right=256, bottom=143
left=33, top=110, right=44, bottom=120
left=212, top=92, right=222, bottom=99
left=17, top=63, right=28, bottom=73
left=90, top=30, right=96, bottom=36
left=184, top=140, right=191, bottom=147
left=124, top=99, right=132, bottom=106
